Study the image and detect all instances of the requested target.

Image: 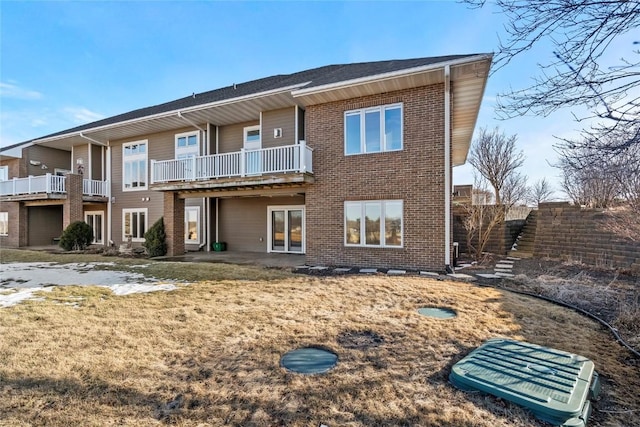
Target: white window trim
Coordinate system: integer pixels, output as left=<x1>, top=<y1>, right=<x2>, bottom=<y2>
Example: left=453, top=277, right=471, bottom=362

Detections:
left=243, top=125, right=261, bottom=145
left=344, top=200, right=403, bottom=248
left=344, top=102, right=403, bottom=156
left=122, top=140, right=148, bottom=192
left=185, top=206, right=200, bottom=244
left=84, top=210, right=104, bottom=244
left=122, top=208, right=148, bottom=242
left=267, top=205, right=305, bottom=254
left=175, top=131, right=200, bottom=159
left=0, top=166, right=8, bottom=181
left=0, top=212, right=8, bottom=236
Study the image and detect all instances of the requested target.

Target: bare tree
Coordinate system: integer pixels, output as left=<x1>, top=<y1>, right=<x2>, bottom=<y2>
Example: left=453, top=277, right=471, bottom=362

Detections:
left=465, top=0, right=640, bottom=156
left=527, top=177, right=554, bottom=207
left=501, top=171, right=529, bottom=206
left=558, top=151, right=620, bottom=208
left=462, top=174, right=507, bottom=261
left=468, top=127, right=525, bottom=205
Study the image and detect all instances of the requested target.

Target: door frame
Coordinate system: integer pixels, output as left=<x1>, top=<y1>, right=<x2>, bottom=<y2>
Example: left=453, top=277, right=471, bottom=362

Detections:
left=84, top=210, right=105, bottom=245
left=267, top=205, right=305, bottom=254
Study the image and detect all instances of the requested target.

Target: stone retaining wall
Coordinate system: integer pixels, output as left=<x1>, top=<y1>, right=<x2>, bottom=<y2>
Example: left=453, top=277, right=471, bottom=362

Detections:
left=533, top=202, right=640, bottom=272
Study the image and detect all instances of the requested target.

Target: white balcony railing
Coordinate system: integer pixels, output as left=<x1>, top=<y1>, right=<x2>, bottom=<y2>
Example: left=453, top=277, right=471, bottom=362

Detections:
left=151, top=142, right=313, bottom=184
left=0, top=174, right=109, bottom=198
left=83, top=179, right=109, bottom=197
left=0, top=174, right=66, bottom=196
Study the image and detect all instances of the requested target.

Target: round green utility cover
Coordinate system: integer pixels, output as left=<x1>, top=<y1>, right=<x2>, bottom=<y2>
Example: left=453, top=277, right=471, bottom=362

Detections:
left=281, top=347, right=338, bottom=374
left=418, top=307, right=457, bottom=319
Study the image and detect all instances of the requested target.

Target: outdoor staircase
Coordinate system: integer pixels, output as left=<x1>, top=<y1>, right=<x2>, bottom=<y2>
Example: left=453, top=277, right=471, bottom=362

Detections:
left=510, top=210, right=538, bottom=258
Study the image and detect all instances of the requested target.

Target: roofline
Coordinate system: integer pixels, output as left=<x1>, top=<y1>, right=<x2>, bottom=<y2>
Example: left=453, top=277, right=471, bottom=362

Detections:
left=290, top=53, right=493, bottom=97
left=31, top=82, right=311, bottom=144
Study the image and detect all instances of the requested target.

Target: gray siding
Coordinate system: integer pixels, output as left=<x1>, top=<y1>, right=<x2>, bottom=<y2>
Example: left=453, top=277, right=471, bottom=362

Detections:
left=28, top=205, right=63, bottom=246
left=24, top=145, right=71, bottom=177
left=218, top=120, right=258, bottom=153
left=218, top=196, right=304, bottom=252
left=262, top=107, right=296, bottom=148
left=110, top=126, right=206, bottom=246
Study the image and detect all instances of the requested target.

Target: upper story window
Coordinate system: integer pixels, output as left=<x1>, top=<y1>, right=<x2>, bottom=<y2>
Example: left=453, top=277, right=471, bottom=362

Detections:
left=345, top=103, right=403, bottom=155
left=123, top=140, right=147, bottom=191
left=175, top=131, right=199, bottom=159
left=244, top=125, right=261, bottom=146
left=0, top=166, right=8, bottom=181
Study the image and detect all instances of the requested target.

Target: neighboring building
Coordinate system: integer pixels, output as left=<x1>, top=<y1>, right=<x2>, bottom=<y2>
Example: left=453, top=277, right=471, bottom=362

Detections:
left=0, top=54, right=492, bottom=271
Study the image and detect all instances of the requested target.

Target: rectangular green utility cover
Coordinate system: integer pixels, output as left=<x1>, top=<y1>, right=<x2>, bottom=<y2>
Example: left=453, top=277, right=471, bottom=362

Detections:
left=450, top=338, right=600, bottom=427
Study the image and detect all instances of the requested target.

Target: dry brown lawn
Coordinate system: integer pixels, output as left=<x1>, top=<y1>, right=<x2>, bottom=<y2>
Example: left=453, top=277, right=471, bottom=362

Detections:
left=1, top=257, right=639, bottom=426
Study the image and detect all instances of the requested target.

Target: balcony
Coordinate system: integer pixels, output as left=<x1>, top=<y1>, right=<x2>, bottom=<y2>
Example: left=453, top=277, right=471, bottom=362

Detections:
left=151, top=143, right=314, bottom=193
left=0, top=174, right=109, bottom=201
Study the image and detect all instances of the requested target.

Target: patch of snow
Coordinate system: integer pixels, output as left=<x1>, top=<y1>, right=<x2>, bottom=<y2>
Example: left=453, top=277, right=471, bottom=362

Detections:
left=0, top=262, right=179, bottom=308
left=0, top=287, right=53, bottom=308
left=360, top=268, right=377, bottom=274
left=0, top=262, right=155, bottom=288
left=104, top=283, right=177, bottom=296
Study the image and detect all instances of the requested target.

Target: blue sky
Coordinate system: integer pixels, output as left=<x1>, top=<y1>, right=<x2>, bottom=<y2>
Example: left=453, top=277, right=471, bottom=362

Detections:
left=0, top=1, right=626, bottom=192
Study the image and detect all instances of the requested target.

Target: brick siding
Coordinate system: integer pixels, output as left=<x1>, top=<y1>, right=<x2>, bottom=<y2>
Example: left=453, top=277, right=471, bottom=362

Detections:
left=305, top=84, right=449, bottom=270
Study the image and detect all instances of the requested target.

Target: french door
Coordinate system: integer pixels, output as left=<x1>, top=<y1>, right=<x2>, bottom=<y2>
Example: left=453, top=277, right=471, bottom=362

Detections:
left=84, top=211, right=104, bottom=244
left=268, top=206, right=304, bottom=253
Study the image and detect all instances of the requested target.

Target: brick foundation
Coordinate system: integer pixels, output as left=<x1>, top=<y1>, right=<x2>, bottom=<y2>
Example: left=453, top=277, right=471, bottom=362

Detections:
left=164, top=192, right=185, bottom=256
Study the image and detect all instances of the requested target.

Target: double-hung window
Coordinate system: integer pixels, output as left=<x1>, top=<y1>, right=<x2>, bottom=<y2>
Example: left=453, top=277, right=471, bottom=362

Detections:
left=123, top=208, right=147, bottom=242
left=344, top=200, right=403, bottom=247
left=0, top=212, right=8, bottom=236
left=345, top=103, right=403, bottom=155
left=123, top=140, right=147, bottom=191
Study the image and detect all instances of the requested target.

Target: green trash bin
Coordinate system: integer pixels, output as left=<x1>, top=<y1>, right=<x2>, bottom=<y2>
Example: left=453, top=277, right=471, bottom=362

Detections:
left=212, top=241, right=227, bottom=252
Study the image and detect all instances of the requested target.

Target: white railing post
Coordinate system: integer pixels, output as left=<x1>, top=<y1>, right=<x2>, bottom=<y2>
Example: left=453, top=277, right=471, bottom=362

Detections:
left=150, top=160, right=156, bottom=184
left=240, top=148, right=246, bottom=177
left=13, top=177, right=17, bottom=195
left=46, top=173, right=51, bottom=193
left=299, top=140, right=307, bottom=173
left=191, top=156, right=197, bottom=181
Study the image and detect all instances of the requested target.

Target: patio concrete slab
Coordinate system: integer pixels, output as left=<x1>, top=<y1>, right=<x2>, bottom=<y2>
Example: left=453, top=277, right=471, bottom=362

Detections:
left=476, top=273, right=502, bottom=279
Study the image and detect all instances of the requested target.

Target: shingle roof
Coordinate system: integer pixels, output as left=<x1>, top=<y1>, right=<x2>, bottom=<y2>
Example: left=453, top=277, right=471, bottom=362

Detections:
left=3, top=54, right=480, bottom=147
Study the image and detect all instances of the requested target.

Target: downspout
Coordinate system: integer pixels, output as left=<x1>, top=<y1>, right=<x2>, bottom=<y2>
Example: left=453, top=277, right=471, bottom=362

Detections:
left=177, top=111, right=206, bottom=132
left=444, top=64, right=452, bottom=273
left=79, top=132, right=106, bottom=146
left=106, top=145, right=113, bottom=247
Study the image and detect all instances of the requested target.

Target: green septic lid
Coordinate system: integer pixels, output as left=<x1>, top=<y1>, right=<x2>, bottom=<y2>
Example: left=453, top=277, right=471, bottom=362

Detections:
left=450, top=338, right=598, bottom=427
left=418, top=307, right=457, bottom=319
left=281, top=347, right=338, bottom=374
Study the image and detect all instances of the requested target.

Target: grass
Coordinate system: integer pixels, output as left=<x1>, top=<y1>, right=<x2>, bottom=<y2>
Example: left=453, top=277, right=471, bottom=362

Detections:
left=0, top=248, right=293, bottom=282
left=1, top=251, right=639, bottom=426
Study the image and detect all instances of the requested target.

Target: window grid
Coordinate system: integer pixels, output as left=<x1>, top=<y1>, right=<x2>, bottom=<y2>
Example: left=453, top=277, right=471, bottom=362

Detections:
left=344, top=103, right=403, bottom=155
left=344, top=200, right=403, bottom=248
left=122, top=141, right=148, bottom=191
left=123, top=208, right=148, bottom=242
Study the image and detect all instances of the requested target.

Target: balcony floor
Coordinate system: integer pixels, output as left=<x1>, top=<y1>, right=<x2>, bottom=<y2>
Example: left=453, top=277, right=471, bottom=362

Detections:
left=151, top=172, right=314, bottom=195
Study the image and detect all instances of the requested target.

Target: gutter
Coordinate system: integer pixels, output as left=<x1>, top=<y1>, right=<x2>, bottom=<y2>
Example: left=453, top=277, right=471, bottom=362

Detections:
left=291, top=53, right=493, bottom=98
left=30, top=83, right=309, bottom=145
